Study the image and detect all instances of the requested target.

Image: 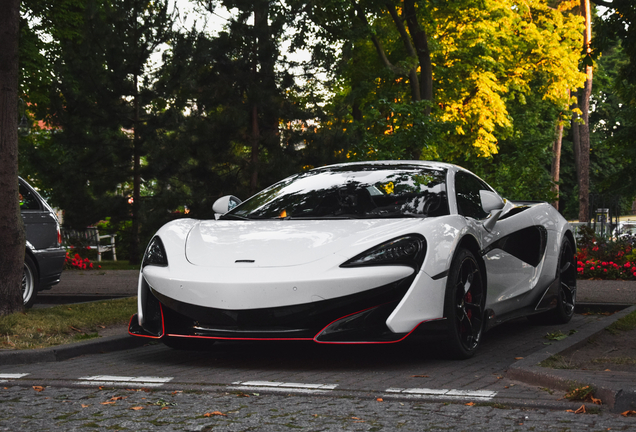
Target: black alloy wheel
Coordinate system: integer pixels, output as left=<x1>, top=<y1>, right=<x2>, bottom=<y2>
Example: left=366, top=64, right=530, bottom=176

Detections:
left=444, top=248, right=485, bottom=359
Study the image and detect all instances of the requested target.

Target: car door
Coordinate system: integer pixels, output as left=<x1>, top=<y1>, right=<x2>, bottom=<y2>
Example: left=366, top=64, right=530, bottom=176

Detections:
left=454, top=172, right=545, bottom=315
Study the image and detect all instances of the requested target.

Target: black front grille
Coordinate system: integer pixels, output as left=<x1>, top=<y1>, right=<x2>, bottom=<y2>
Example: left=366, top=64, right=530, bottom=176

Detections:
left=151, top=273, right=416, bottom=339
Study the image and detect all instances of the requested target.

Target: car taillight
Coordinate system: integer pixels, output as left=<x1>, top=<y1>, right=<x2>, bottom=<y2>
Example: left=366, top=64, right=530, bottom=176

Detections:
left=57, top=226, right=62, bottom=247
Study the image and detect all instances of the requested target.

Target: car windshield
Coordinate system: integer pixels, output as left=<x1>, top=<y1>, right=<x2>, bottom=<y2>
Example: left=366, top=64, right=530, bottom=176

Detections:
left=224, top=164, right=449, bottom=220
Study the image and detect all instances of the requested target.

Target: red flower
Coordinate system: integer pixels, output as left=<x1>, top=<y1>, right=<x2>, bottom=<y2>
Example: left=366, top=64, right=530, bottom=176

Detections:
left=590, top=267, right=595, bottom=270
left=602, top=262, right=608, bottom=266
left=604, top=269, right=608, bottom=273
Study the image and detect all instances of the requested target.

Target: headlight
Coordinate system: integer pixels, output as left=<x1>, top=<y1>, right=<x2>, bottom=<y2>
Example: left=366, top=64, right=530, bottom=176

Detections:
left=340, top=235, right=426, bottom=270
left=142, top=236, right=168, bottom=268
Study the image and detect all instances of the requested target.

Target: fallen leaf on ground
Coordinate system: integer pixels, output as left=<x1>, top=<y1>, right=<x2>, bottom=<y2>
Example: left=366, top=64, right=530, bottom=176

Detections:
left=81, top=404, right=90, bottom=408
left=465, top=402, right=475, bottom=406
left=376, top=398, right=383, bottom=402
left=351, top=417, right=361, bottom=420
left=566, top=405, right=586, bottom=414
left=32, top=386, right=44, bottom=392
left=100, top=401, right=116, bottom=405
left=204, top=411, right=227, bottom=417
left=621, top=410, right=636, bottom=417
left=161, top=407, right=170, bottom=410
left=109, top=396, right=127, bottom=401
left=130, top=406, right=144, bottom=411
left=514, top=357, right=524, bottom=360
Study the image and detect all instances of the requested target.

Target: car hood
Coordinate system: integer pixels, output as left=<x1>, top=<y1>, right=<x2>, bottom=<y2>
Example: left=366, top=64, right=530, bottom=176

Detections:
left=185, top=219, right=426, bottom=268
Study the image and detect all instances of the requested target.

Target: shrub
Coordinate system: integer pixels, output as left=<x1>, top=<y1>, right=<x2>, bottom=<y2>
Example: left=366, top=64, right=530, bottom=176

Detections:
left=576, top=225, right=636, bottom=280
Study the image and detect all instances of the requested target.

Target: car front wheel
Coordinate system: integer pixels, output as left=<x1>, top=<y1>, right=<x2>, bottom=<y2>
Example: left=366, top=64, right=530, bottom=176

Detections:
left=23, top=255, right=39, bottom=308
left=443, top=247, right=485, bottom=359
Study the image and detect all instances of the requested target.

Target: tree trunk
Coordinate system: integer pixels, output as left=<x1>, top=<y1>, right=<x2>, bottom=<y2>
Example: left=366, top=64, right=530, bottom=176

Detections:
left=551, top=121, right=564, bottom=210
left=129, top=72, right=141, bottom=264
left=250, top=104, right=259, bottom=194
left=403, top=0, right=433, bottom=105
left=0, top=0, right=26, bottom=316
left=578, top=0, right=593, bottom=223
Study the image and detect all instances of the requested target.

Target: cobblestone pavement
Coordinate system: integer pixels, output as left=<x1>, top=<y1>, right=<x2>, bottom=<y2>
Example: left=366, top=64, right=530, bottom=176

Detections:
left=1, top=385, right=634, bottom=431
left=0, top=313, right=619, bottom=409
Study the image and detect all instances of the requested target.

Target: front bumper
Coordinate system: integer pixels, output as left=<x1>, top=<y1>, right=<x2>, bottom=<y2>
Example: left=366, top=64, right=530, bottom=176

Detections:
left=129, top=272, right=418, bottom=343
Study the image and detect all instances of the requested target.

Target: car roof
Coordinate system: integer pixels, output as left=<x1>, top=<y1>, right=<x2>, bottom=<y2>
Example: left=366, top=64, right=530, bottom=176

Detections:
left=315, top=160, right=460, bottom=172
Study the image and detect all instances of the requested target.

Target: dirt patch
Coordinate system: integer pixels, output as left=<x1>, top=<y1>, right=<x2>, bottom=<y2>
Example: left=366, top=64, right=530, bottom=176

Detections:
left=547, top=327, right=636, bottom=372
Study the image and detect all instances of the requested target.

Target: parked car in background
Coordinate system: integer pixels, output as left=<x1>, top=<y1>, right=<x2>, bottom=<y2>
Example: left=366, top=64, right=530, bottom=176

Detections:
left=19, top=177, right=66, bottom=307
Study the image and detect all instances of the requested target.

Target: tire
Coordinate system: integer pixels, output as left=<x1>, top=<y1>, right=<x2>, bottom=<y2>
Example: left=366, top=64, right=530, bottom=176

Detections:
left=443, top=248, right=486, bottom=359
left=23, top=255, right=39, bottom=308
left=162, top=336, right=216, bottom=351
left=528, top=237, right=576, bottom=324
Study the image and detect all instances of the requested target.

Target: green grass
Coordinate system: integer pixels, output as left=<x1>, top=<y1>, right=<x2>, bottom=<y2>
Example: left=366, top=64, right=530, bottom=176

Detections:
left=0, top=297, right=137, bottom=350
left=607, top=309, right=636, bottom=333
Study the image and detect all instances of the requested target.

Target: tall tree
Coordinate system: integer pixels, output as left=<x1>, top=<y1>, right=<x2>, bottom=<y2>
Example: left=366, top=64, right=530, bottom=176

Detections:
left=0, top=0, right=26, bottom=315
left=20, top=0, right=172, bottom=263
left=305, top=0, right=585, bottom=165
left=573, top=0, right=593, bottom=222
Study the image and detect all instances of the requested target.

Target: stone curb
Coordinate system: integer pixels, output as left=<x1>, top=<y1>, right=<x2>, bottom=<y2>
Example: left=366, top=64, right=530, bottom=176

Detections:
left=507, top=305, right=636, bottom=413
left=0, top=333, right=146, bottom=366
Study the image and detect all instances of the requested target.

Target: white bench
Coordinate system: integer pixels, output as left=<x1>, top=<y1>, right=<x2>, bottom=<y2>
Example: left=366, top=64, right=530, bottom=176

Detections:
left=61, top=227, right=117, bottom=261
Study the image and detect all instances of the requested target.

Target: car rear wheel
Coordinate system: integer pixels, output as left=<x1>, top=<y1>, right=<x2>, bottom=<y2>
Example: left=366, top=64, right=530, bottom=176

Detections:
left=443, top=248, right=485, bottom=359
left=528, top=237, right=576, bottom=324
left=23, top=255, right=39, bottom=308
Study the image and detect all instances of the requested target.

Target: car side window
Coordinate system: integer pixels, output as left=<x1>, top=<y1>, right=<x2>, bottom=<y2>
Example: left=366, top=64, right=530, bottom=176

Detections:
left=19, top=182, right=41, bottom=211
left=455, top=172, right=489, bottom=220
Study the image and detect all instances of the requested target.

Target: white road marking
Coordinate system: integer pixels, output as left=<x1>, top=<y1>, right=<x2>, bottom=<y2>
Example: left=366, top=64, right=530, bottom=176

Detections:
left=385, top=388, right=497, bottom=401
left=229, top=381, right=338, bottom=394
left=75, top=376, right=173, bottom=388
left=0, top=373, right=30, bottom=379
left=0, top=373, right=30, bottom=382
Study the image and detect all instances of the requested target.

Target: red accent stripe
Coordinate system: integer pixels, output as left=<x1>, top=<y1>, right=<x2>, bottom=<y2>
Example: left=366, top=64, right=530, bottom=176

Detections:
left=130, top=300, right=445, bottom=345
left=165, top=334, right=313, bottom=341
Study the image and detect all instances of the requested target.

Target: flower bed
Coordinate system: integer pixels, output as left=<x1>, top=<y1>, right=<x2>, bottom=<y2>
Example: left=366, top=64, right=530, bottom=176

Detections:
left=576, top=225, right=636, bottom=280
left=64, top=252, right=101, bottom=270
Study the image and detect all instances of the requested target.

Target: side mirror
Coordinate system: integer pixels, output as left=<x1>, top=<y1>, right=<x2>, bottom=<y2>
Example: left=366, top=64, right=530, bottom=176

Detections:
left=213, top=195, right=242, bottom=215
left=480, top=190, right=505, bottom=213
left=480, top=190, right=505, bottom=232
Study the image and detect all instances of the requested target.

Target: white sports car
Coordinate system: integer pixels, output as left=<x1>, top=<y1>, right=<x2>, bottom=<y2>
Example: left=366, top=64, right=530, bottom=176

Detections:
left=129, top=161, right=576, bottom=358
